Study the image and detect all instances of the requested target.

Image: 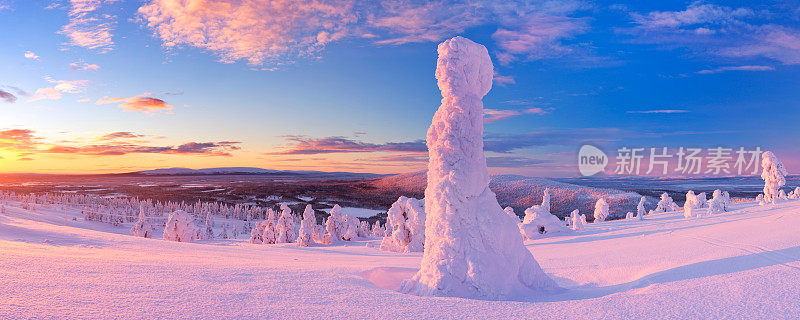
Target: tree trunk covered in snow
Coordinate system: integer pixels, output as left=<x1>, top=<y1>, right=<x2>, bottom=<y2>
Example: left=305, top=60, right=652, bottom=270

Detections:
left=400, top=36, right=556, bottom=299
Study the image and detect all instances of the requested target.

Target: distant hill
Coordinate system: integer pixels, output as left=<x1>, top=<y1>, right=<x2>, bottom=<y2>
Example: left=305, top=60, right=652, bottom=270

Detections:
left=370, top=170, right=648, bottom=220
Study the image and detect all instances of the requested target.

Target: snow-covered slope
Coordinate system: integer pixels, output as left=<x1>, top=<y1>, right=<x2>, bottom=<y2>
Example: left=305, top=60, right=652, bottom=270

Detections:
left=136, top=167, right=283, bottom=175
left=2, top=199, right=799, bottom=318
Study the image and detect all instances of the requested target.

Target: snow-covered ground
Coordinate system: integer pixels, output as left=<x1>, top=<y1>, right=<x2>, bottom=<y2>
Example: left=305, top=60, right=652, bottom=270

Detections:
left=1, top=199, right=799, bottom=318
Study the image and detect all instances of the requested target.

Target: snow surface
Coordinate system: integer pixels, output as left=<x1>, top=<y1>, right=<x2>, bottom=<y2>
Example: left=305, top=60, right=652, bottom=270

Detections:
left=2, top=197, right=800, bottom=318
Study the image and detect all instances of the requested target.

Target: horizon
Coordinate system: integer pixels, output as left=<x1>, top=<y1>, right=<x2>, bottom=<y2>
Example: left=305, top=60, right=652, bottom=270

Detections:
left=2, top=0, right=799, bottom=177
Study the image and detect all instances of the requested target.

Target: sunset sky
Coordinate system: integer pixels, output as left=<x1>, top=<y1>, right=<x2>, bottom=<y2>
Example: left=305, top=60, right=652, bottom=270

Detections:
left=1, top=0, right=799, bottom=176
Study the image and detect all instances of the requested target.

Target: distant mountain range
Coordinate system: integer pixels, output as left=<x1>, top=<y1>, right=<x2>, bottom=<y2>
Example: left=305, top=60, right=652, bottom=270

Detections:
left=132, top=167, right=385, bottom=179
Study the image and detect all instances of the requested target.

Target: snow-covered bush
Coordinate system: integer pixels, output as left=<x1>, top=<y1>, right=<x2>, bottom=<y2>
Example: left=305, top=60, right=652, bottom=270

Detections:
left=276, top=204, right=296, bottom=243
left=296, top=204, right=317, bottom=247
left=696, top=192, right=708, bottom=208
left=250, top=209, right=279, bottom=244
left=655, top=193, right=680, bottom=213
left=380, top=196, right=426, bottom=252
left=684, top=190, right=699, bottom=218
left=625, top=211, right=634, bottom=219
left=504, top=206, right=520, bottom=223
left=756, top=193, right=766, bottom=205
left=779, top=189, right=789, bottom=200
left=520, top=188, right=568, bottom=238
left=130, top=205, right=153, bottom=238
left=570, top=209, right=584, bottom=230
left=593, top=198, right=609, bottom=222
left=761, top=151, right=788, bottom=204
left=636, top=196, right=646, bottom=220
left=163, top=210, right=197, bottom=242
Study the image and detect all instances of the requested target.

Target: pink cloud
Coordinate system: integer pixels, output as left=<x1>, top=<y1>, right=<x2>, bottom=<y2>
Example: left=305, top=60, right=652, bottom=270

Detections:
left=96, top=95, right=174, bottom=114
left=59, top=0, right=118, bottom=51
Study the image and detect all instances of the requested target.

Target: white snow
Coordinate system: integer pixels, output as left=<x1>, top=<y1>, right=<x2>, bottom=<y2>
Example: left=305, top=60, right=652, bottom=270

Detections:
left=162, top=210, right=197, bottom=242
left=320, top=206, right=383, bottom=218
left=400, top=36, right=556, bottom=300
left=1, top=195, right=799, bottom=318
left=761, top=151, right=788, bottom=204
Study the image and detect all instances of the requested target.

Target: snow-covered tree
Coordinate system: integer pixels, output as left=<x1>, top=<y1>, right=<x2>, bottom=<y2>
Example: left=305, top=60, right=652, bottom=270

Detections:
left=341, top=214, right=360, bottom=241
left=296, top=204, right=317, bottom=247
left=570, top=209, right=584, bottom=230
left=696, top=192, right=708, bottom=208
left=324, top=204, right=347, bottom=243
left=371, top=221, right=386, bottom=237
left=761, top=151, right=788, bottom=204
left=380, top=196, right=426, bottom=253
left=655, top=193, right=680, bottom=212
left=163, top=210, right=197, bottom=242
left=358, top=220, right=371, bottom=238
left=263, top=208, right=279, bottom=244
left=789, top=187, right=800, bottom=199
left=249, top=221, right=265, bottom=244
left=276, top=204, right=296, bottom=243
left=684, top=190, right=698, bottom=218
left=636, top=196, right=646, bottom=220
left=130, top=204, right=153, bottom=238
left=593, top=198, right=609, bottom=222
left=504, top=206, right=520, bottom=223
left=401, top=37, right=555, bottom=299
left=625, top=211, right=634, bottom=219
left=203, top=212, right=215, bottom=240
left=708, top=189, right=730, bottom=214
left=218, top=223, right=229, bottom=239
left=756, top=193, right=766, bottom=206
left=520, top=189, right=568, bottom=239
left=779, top=189, right=789, bottom=200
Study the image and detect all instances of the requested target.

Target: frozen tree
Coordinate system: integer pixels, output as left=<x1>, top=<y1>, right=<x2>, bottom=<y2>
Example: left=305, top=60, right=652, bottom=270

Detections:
left=203, top=212, right=215, bottom=240
left=218, top=223, right=229, bottom=239
left=263, top=208, right=279, bottom=244
left=358, top=221, right=371, bottom=238
left=341, top=214, right=360, bottom=241
left=779, top=189, right=789, bottom=200
left=276, top=204, right=296, bottom=243
left=594, top=198, right=609, bottom=222
left=789, top=187, right=800, bottom=199
left=625, top=211, right=634, bottom=219
left=130, top=204, right=153, bottom=238
left=756, top=193, right=766, bottom=206
left=296, top=204, right=317, bottom=247
left=655, top=193, right=680, bottom=212
left=249, top=221, right=265, bottom=244
left=380, top=196, right=426, bottom=253
left=371, top=221, right=386, bottom=237
left=163, top=210, right=197, bottom=242
left=708, top=190, right=730, bottom=214
left=570, top=209, right=584, bottom=231
left=504, top=206, right=521, bottom=223
left=761, top=151, right=788, bottom=204
left=520, top=190, right=568, bottom=239
left=400, top=37, right=555, bottom=299
left=636, top=196, right=646, bottom=220
left=696, top=192, right=708, bottom=208
left=231, top=225, right=239, bottom=239
left=684, top=190, right=698, bottom=218
left=324, top=204, right=347, bottom=243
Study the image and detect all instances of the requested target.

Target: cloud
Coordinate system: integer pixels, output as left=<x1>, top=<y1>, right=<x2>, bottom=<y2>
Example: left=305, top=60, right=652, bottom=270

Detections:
left=18, top=157, right=34, bottom=161
left=0, top=90, right=16, bottom=103
left=268, top=136, right=426, bottom=155
left=493, top=74, right=515, bottom=86
left=483, top=107, right=550, bottom=123
left=98, top=131, right=146, bottom=140
left=696, top=65, right=775, bottom=74
left=0, top=129, right=40, bottom=149
left=0, top=128, right=241, bottom=157
left=28, top=78, right=89, bottom=102
left=626, top=109, right=690, bottom=114
left=483, top=128, right=623, bottom=153
left=69, top=61, right=101, bottom=71
left=622, top=3, right=800, bottom=65
left=96, top=95, right=174, bottom=114
left=59, top=0, right=117, bottom=51
left=136, top=0, right=593, bottom=66
left=24, top=51, right=39, bottom=60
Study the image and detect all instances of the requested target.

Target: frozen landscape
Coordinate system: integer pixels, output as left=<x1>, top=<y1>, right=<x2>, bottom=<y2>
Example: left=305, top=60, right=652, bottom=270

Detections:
left=2, top=191, right=799, bottom=318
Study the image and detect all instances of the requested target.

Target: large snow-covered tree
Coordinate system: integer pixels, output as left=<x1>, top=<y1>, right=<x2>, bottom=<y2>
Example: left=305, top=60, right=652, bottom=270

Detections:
left=761, top=151, right=788, bottom=204
left=324, top=204, right=347, bottom=243
left=655, top=193, right=680, bottom=212
left=276, top=204, right=296, bottom=243
left=400, top=37, right=555, bottom=299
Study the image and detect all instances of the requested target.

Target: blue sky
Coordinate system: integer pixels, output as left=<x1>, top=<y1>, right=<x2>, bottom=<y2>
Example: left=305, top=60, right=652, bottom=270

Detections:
left=1, top=0, right=799, bottom=176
